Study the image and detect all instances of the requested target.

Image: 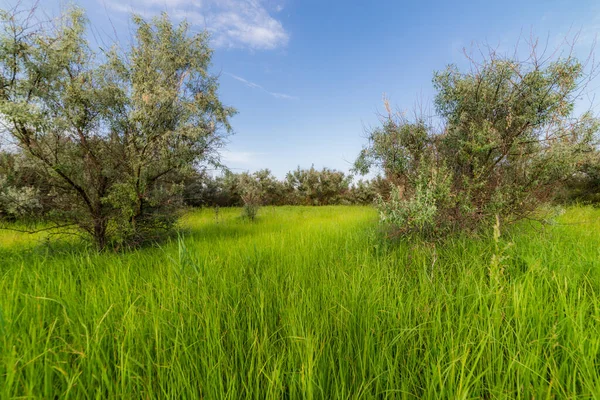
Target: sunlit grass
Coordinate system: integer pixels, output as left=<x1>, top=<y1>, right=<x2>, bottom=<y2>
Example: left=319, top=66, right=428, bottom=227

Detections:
left=1, top=205, right=599, bottom=398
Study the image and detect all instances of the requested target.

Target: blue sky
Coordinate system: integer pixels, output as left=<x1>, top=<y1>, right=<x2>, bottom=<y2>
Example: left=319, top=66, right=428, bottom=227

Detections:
left=5, top=0, right=600, bottom=178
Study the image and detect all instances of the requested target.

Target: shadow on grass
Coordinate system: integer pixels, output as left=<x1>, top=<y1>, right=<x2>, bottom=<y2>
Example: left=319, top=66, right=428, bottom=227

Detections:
left=0, top=214, right=259, bottom=269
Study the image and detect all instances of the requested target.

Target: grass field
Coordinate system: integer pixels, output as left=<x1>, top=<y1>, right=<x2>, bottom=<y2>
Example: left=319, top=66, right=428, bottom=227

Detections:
left=1, top=205, right=600, bottom=398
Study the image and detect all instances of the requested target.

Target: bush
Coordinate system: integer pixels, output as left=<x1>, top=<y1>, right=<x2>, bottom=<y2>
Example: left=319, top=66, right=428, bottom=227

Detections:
left=355, top=43, right=599, bottom=237
left=343, top=176, right=393, bottom=205
left=285, top=166, right=352, bottom=205
left=560, top=150, right=600, bottom=204
left=237, top=172, right=264, bottom=221
left=183, top=170, right=243, bottom=208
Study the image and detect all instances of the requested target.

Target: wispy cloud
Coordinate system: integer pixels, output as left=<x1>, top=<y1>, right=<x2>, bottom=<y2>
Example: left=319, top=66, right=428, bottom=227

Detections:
left=221, top=150, right=265, bottom=166
left=227, top=73, right=297, bottom=100
left=101, top=0, right=289, bottom=50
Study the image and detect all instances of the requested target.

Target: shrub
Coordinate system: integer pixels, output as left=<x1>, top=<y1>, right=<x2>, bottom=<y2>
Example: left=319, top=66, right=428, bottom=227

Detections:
left=285, top=166, right=352, bottom=205
left=355, top=43, right=599, bottom=237
left=560, top=150, right=600, bottom=204
left=238, top=173, right=264, bottom=221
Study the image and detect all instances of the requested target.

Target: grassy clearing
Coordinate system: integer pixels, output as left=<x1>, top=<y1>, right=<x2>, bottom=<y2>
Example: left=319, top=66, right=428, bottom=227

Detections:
left=1, top=205, right=599, bottom=398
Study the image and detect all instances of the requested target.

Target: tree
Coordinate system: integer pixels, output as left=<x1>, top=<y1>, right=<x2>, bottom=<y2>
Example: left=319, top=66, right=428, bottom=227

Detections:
left=285, top=166, right=352, bottom=205
left=0, top=6, right=234, bottom=249
left=250, top=169, right=287, bottom=206
left=182, top=169, right=242, bottom=208
left=236, top=169, right=287, bottom=220
left=355, top=41, right=599, bottom=237
left=345, top=177, right=392, bottom=205
left=237, top=172, right=263, bottom=221
left=561, top=148, right=600, bottom=204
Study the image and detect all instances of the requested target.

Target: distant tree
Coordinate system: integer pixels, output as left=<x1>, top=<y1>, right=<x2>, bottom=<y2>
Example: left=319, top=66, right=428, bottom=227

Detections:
left=0, top=7, right=234, bottom=249
left=285, top=166, right=352, bottom=205
left=236, top=169, right=287, bottom=219
left=355, top=41, right=599, bottom=237
left=369, top=175, right=393, bottom=200
left=345, top=176, right=394, bottom=205
left=182, top=168, right=387, bottom=208
left=182, top=170, right=218, bottom=207
left=251, top=169, right=287, bottom=206
left=561, top=148, right=600, bottom=204
left=182, top=170, right=243, bottom=208
left=0, top=155, right=40, bottom=221
left=346, top=179, right=375, bottom=205
left=346, top=179, right=373, bottom=205
left=237, top=172, right=263, bottom=220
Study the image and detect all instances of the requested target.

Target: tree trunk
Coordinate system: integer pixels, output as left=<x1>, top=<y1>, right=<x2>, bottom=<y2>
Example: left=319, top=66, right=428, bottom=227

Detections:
left=92, top=217, right=108, bottom=251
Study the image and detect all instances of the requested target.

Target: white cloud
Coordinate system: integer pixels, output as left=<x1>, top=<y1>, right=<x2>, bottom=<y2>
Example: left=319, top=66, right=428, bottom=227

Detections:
left=226, top=72, right=297, bottom=100
left=101, top=0, right=289, bottom=50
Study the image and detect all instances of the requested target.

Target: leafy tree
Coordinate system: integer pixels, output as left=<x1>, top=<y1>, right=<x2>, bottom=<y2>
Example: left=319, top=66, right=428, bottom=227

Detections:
left=182, top=168, right=394, bottom=208
left=236, top=169, right=287, bottom=219
left=182, top=170, right=242, bottom=208
left=346, top=176, right=393, bottom=205
left=237, top=172, right=263, bottom=220
left=355, top=43, right=599, bottom=237
left=346, top=179, right=374, bottom=205
left=285, top=166, right=352, bottom=205
left=250, top=169, right=287, bottom=206
left=0, top=7, right=234, bottom=249
left=561, top=148, right=600, bottom=204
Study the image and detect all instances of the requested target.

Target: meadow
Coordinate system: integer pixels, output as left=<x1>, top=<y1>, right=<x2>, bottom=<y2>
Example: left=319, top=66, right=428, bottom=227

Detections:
left=1, top=205, right=600, bottom=398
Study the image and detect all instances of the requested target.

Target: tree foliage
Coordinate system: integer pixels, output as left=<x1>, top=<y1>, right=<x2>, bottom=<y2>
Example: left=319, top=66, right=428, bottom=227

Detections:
left=285, top=166, right=352, bottom=205
left=182, top=167, right=373, bottom=208
left=355, top=43, right=599, bottom=237
left=0, top=151, right=43, bottom=220
left=0, top=7, right=234, bottom=249
left=561, top=148, right=600, bottom=204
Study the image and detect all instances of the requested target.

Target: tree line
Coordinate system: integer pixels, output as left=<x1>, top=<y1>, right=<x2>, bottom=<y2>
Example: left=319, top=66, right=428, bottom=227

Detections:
left=183, top=167, right=391, bottom=208
left=0, top=158, right=391, bottom=219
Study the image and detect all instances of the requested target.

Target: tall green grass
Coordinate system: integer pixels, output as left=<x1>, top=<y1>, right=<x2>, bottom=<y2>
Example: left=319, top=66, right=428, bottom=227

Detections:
left=1, top=206, right=599, bottom=398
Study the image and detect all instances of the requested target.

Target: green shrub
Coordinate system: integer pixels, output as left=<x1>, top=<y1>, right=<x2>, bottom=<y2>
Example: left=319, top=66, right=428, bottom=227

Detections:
left=356, top=45, right=599, bottom=237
